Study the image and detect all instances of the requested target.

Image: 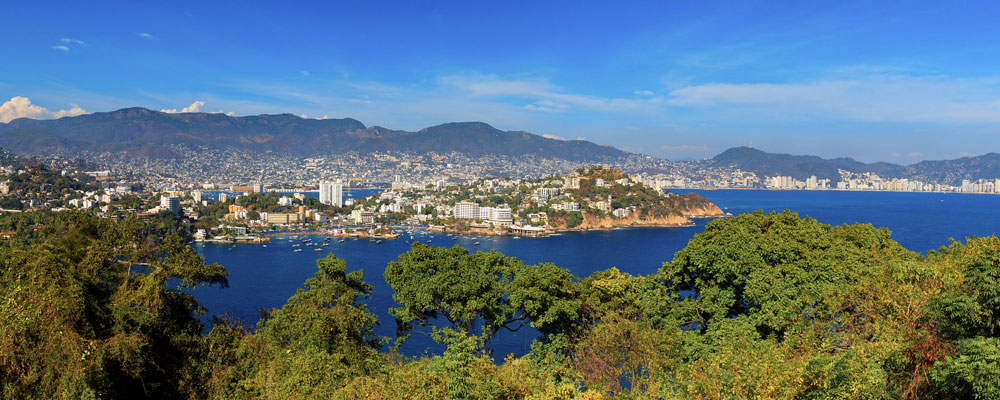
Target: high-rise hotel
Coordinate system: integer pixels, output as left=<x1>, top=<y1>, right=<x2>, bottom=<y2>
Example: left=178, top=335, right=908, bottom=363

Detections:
left=319, top=182, right=344, bottom=207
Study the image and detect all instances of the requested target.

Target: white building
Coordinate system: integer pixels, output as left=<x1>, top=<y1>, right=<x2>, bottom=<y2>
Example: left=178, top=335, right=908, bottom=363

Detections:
left=453, top=201, right=512, bottom=226
left=319, top=183, right=344, bottom=207
left=278, top=196, right=293, bottom=207
left=454, top=201, right=479, bottom=219
left=160, top=195, right=180, bottom=215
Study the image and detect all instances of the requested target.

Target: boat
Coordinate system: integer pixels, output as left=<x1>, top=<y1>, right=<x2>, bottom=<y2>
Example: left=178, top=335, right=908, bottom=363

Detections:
left=410, top=236, right=414, bottom=240
left=474, top=241, right=480, bottom=245
left=376, top=240, right=383, bottom=244
left=292, top=244, right=299, bottom=247
left=293, top=249, right=302, bottom=252
left=322, top=243, right=329, bottom=247
left=313, top=248, right=322, bottom=252
left=262, top=244, right=268, bottom=247
left=338, top=239, right=345, bottom=243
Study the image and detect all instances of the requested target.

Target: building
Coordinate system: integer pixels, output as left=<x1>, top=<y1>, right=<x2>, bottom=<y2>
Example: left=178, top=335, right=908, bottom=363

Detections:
left=266, top=213, right=303, bottom=224
left=319, top=183, right=344, bottom=207
left=453, top=201, right=512, bottom=226
left=218, top=193, right=229, bottom=203
left=454, top=201, right=479, bottom=219
left=160, top=195, right=180, bottom=215
left=252, top=183, right=264, bottom=193
left=191, top=190, right=203, bottom=203
left=278, top=196, right=293, bottom=206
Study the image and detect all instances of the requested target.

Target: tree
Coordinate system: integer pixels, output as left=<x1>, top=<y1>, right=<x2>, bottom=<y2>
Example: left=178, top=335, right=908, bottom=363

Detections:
left=565, top=211, right=583, bottom=228
left=385, top=244, right=579, bottom=352
left=0, top=211, right=228, bottom=399
left=203, top=254, right=383, bottom=398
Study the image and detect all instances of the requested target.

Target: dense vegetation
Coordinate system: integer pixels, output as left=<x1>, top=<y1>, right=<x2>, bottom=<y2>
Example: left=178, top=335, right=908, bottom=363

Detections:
left=3, top=210, right=1000, bottom=398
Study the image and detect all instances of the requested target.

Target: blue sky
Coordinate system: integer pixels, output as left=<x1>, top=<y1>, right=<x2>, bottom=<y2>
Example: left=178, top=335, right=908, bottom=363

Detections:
left=2, top=1, right=1000, bottom=163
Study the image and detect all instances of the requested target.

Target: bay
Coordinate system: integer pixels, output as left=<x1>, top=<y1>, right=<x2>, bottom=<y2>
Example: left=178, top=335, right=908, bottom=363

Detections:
left=189, top=189, right=1000, bottom=358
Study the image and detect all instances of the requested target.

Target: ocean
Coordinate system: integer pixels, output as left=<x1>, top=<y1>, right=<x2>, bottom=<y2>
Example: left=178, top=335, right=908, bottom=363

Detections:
left=189, top=189, right=1000, bottom=358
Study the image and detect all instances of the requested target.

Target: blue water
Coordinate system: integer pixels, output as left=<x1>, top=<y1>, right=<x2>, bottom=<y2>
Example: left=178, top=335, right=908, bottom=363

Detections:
left=189, top=190, right=1000, bottom=358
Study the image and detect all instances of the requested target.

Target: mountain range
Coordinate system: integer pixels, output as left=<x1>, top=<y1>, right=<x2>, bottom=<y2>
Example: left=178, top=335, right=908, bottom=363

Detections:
left=0, top=108, right=624, bottom=161
left=710, top=147, right=1000, bottom=185
left=2, top=108, right=999, bottom=185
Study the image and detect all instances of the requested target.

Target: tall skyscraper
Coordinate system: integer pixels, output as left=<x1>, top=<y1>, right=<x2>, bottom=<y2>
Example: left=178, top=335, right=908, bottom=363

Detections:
left=319, top=183, right=343, bottom=207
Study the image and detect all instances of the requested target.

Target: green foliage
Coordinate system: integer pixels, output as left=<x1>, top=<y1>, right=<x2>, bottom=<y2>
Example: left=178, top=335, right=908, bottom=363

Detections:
left=385, top=243, right=580, bottom=351
left=0, top=211, right=227, bottom=399
left=930, top=337, right=1000, bottom=399
left=6, top=208, right=1000, bottom=398
left=565, top=211, right=584, bottom=228
left=202, top=254, right=383, bottom=398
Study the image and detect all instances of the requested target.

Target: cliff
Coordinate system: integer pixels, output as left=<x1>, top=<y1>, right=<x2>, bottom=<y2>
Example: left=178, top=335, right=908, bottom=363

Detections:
left=552, top=201, right=726, bottom=231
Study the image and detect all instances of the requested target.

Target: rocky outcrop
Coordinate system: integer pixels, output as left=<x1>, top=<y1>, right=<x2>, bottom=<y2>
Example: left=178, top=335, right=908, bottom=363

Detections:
left=553, top=202, right=726, bottom=231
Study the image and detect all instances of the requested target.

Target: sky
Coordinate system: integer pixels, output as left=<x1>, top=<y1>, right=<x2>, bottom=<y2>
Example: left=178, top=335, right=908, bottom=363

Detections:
left=2, top=1, right=1000, bottom=163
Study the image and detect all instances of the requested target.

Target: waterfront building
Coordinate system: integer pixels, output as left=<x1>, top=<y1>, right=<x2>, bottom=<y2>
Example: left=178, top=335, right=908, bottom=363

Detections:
left=319, top=183, right=344, bottom=206
left=454, top=201, right=479, bottom=219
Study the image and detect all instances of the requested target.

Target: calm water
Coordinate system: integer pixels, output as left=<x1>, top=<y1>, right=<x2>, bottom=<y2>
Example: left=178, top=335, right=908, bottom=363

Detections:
left=189, top=189, right=1000, bottom=358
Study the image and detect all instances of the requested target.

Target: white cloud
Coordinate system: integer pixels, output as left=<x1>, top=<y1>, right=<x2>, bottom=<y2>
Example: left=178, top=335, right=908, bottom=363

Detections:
left=0, top=96, right=87, bottom=123
left=137, top=32, right=154, bottom=39
left=61, top=38, right=86, bottom=46
left=542, top=133, right=567, bottom=140
left=52, top=45, right=69, bottom=52
left=634, top=90, right=655, bottom=96
left=160, top=101, right=206, bottom=113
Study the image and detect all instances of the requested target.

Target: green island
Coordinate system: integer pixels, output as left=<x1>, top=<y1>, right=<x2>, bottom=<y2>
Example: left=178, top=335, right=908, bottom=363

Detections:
left=3, top=207, right=1000, bottom=399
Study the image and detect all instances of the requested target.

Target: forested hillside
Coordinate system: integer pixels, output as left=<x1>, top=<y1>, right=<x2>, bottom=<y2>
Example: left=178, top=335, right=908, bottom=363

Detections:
left=2, top=210, right=999, bottom=398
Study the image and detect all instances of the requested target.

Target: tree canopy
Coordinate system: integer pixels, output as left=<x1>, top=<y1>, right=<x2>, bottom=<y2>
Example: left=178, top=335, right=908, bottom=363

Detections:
left=3, top=209, right=1000, bottom=398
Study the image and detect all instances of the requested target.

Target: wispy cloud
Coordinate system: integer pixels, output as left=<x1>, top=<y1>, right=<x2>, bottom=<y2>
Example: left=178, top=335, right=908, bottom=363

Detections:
left=665, top=72, right=1000, bottom=123
left=439, top=73, right=661, bottom=114
left=52, top=45, right=69, bottom=52
left=0, top=96, right=87, bottom=123
left=61, top=38, right=86, bottom=46
left=137, top=32, right=154, bottom=39
left=300, top=70, right=310, bottom=77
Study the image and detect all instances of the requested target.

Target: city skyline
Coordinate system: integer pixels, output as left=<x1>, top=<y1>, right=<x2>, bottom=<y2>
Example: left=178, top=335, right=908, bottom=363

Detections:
left=3, top=1, right=1000, bottom=163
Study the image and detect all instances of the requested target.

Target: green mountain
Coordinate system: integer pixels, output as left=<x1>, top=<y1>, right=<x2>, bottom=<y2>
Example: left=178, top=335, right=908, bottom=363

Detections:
left=710, top=146, right=1000, bottom=185
left=0, top=108, right=625, bottom=161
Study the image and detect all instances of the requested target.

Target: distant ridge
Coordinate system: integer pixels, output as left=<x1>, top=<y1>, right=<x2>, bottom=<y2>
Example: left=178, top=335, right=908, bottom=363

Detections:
left=710, top=146, right=1000, bottom=185
left=0, top=108, right=626, bottom=162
